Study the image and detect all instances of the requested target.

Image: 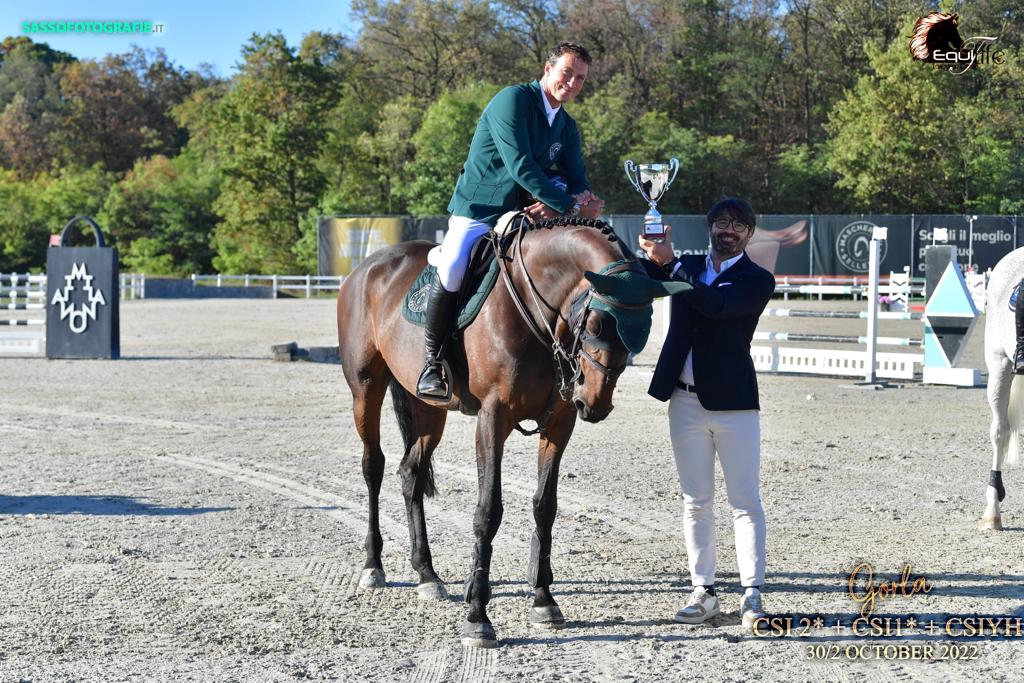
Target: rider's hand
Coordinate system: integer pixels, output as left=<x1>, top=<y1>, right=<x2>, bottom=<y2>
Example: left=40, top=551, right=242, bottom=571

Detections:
left=525, top=201, right=559, bottom=221
left=578, top=196, right=605, bottom=219
left=639, top=225, right=676, bottom=268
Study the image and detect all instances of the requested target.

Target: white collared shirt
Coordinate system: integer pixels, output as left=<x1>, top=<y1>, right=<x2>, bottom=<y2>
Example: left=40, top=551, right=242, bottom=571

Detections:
left=678, top=251, right=745, bottom=386
left=541, top=85, right=560, bottom=126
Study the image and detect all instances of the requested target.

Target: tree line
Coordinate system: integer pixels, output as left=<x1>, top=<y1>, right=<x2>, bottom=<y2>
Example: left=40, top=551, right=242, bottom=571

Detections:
left=1, top=0, right=1021, bottom=275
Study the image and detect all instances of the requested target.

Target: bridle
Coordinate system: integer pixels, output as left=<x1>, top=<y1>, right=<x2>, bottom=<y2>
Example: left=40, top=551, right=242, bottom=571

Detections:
left=489, top=216, right=648, bottom=408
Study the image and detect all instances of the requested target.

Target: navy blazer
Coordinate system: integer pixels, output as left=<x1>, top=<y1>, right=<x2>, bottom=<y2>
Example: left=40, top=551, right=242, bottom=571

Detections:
left=644, top=253, right=775, bottom=410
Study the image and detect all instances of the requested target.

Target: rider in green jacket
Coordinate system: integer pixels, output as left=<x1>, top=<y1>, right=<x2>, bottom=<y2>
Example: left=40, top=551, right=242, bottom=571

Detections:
left=418, top=42, right=605, bottom=400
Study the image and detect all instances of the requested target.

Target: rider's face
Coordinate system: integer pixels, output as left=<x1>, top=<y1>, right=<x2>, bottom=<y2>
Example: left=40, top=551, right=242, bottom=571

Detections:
left=542, top=53, right=589, bottom=106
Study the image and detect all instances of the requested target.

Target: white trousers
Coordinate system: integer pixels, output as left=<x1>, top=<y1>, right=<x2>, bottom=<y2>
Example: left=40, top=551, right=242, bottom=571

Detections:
left=668, top=389, right=766, bottom=588
left=426, top=216, right=491, bottom=293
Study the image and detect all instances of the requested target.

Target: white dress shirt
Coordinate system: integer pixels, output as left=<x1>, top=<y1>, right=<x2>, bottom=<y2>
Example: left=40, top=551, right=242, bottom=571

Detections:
left=541, top=88, right=560, bottom=126
left=678, top=252, right=745, bottom=386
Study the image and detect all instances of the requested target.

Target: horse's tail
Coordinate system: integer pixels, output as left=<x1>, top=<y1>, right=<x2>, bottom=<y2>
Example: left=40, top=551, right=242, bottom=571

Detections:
left=388, top=377, right=437, bottom=497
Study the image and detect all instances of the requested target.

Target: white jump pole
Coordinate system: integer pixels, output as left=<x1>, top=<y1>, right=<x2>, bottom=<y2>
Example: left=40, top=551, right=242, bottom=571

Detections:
left=864, top=227, right=887, bottom=383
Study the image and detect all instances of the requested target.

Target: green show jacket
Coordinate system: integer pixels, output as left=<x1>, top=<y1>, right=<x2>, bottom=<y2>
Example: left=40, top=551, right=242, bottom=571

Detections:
left=447, top=80, right=590, bottom=226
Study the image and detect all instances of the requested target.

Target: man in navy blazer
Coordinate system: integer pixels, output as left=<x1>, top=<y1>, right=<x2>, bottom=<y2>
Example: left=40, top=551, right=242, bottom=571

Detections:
left=639, top=197, right=774, bottom=630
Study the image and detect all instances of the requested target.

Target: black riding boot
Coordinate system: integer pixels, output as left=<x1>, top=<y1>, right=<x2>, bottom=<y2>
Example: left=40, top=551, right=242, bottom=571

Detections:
left=417, top=277, right=458, bottom=399
left=1015, top=282, right=1024, bottom=374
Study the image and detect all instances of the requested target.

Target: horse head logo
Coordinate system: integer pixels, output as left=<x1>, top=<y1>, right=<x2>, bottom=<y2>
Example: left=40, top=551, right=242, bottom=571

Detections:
left=910, top=13, right=964, bottom=62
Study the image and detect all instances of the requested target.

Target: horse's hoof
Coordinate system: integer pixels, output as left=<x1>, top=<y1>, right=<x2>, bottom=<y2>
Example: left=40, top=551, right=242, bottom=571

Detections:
left=980, top=515, right=1004, bottom=531
left=460, top=620, right=499, bottom=648
left=528, top=605, right=566, bottom=630
left=358, top=568, right=386, bottom=589
left=417, top=581, right=449, bottom=601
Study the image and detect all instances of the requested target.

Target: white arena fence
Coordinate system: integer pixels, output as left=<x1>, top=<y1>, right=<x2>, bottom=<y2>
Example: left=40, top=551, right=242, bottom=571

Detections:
left=1, top=273, right=47, bottom=354
left=190, top=274, right=345, bottom=298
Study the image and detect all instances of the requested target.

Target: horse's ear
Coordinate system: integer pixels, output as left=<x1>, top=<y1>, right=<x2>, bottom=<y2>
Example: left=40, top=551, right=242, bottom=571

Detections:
left=583, top=271, right=621, bottom=296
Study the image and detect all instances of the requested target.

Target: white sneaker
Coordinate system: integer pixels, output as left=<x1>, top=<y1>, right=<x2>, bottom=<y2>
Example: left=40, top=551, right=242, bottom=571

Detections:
left=673, top=587, right=720, bottom=624
left=740, top=588, right=766, bottom=629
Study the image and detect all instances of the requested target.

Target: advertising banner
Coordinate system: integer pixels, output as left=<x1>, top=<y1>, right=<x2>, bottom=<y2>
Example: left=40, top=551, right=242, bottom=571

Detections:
left=317, top=216, right=406, bottom=276
left=811, top=215, right=914, bottom=275
left=912, top=215, right=1016, bottom=274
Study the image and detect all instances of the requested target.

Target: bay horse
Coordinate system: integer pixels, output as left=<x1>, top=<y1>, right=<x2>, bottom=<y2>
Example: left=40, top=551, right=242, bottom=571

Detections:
left=982, top=247, right=1024, bottom=530
left=336, top=215, right=686, bottom=647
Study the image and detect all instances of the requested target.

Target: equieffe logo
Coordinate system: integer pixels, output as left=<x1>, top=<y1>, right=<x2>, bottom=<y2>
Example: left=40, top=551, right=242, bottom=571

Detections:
left=836, top=221, right=887, bottom=273
left=909, top=13, right=1002, bottom=75
left=548, top=142, right=562, bottom=160
left=50, top=262, right=107, bottom=334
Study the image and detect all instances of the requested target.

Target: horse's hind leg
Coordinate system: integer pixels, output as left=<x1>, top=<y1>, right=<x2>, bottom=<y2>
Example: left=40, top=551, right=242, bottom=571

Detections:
left=350, top=359, right=390, bottom=587
left=392, top=380, right=449, bottom=600
left=528, top=404, right=576, bottom=630
left=982, top=360, right=1011, bottom=531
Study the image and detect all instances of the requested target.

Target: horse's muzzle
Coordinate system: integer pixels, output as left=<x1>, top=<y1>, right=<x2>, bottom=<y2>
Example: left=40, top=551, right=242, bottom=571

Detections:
left=574, top=398, right=612, bottom=423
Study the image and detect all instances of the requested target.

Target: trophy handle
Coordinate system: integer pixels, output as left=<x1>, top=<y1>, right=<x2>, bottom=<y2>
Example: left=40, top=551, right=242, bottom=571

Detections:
left=624, top=160, right=642, bottom=193
left=665, top=158, right=680, bottom=190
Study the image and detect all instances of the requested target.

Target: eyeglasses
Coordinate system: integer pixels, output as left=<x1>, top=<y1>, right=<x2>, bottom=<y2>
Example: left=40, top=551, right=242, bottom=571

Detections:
left=712, top=217, right=751, bottom=232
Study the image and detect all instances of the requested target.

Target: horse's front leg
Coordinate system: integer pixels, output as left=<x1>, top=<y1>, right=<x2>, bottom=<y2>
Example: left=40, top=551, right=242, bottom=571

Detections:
left=983, top=360, right=1012, bottom=531
left=528, top=403, right=577, bottom=629
left=461, top=403, right=514, bottom=648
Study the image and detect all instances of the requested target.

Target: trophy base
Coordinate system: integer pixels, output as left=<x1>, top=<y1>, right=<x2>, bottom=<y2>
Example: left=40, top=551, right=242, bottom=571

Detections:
left=642, top=233, right=666, bottom=244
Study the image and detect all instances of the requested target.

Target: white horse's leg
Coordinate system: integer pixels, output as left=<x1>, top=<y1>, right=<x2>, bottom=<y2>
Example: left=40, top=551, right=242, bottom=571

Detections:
left=982, top=359, right=1012, bottom=531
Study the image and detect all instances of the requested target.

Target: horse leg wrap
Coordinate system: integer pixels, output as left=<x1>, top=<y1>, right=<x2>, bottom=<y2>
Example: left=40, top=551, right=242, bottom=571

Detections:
left=527, top=530, right=553, bottom=588
left=990, top=470, right=1006, bottom=502
left=463, top=567, right=490, bottom=604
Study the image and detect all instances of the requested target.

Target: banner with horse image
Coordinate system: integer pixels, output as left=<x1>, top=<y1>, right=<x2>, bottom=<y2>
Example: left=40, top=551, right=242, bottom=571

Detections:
left=317, top=214, right=1021, bottom=277
left=607, top=214, right=812, bottom=276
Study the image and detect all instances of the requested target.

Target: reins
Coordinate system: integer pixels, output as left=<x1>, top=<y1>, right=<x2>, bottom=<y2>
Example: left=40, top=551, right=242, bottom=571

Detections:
left=488, top=214, right=638, bottom=435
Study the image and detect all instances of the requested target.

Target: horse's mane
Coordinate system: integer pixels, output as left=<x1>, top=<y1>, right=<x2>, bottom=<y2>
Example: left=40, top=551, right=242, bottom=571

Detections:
left=910, top=12, right=963, bottom=62
left=530, top=216, right=635, bottom=262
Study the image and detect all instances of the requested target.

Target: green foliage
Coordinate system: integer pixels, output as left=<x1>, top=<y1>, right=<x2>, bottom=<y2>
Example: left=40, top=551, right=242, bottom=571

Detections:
left=205, top=33, right=341, bottom=273
left=38, top=164, right=114, bottom=236
left=99, top=150, right=220, bottom=275
left=570, top=77, right=636, bottom=212
left=399, top=83, right=500, bottom=216
left=0, top=170, right=46, bottom=271
left=3, top=3, right=1024, bottom=275
left=825, top=31, right=1022, bottom=213
left=770, top=144, right=843, bottom=213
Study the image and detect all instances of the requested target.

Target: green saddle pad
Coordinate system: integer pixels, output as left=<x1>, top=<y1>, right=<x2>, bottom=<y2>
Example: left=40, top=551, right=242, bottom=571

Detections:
left=403, top=257, right=501, bottom=330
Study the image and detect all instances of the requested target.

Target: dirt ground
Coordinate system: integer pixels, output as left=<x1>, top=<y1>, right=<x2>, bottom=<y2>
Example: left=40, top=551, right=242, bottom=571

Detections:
left=1, top=297, right=1022, bottom=682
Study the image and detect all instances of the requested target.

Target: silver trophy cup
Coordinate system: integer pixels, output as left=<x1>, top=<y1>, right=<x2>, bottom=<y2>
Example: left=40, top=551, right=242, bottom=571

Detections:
left=624, top=159, right=679, bottom=243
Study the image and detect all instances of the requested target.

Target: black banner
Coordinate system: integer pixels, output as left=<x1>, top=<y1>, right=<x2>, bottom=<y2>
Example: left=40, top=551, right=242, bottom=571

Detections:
left=811, top=215, right=914, bottom=276
left=604, top=214, right=813, bottom=276
left=912, top=215, right=1016, bottom=275
left=320, top=214, right=1021, bottom=277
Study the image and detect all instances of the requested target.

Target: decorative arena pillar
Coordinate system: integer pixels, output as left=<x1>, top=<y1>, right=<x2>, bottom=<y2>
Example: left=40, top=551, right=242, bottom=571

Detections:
left=45, top=216, right=120, bottom=359
left=921, top=245, right=980, bottom=386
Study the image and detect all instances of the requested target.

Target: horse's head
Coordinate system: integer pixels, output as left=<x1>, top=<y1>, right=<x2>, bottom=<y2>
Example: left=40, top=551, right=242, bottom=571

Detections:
left=910, top=13, right=963, bottom=62
left=563, top=262, right=689, bottom=422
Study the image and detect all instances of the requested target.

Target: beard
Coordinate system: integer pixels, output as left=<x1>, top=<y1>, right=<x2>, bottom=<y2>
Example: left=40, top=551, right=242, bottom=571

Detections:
left=712, top=231, right=744, bottom=258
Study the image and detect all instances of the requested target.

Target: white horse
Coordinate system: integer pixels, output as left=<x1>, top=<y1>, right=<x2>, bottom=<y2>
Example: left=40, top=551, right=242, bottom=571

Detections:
left=982, top=247, right=1024, bottom=530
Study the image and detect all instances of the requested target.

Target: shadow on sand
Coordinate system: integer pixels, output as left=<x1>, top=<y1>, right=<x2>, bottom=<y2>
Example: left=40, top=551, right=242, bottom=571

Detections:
left=0, top=494, right=231, bottom=516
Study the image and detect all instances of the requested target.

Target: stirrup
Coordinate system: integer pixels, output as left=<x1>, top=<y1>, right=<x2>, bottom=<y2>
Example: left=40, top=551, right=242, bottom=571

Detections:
left=1014, top=345, right=1024, bottom=375
left=416, top=359, right=453, bottom=401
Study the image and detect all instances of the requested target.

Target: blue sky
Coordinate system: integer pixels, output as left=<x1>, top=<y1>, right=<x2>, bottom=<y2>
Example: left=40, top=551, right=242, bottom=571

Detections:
left=3, top=1, right=358, bottom=75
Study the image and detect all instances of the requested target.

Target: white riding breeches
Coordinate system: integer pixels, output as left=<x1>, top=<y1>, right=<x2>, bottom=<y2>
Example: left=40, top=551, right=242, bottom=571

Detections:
left=427, top=216, right=492, bottom=293
left=668, top=389, right=766, bottom=588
